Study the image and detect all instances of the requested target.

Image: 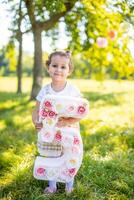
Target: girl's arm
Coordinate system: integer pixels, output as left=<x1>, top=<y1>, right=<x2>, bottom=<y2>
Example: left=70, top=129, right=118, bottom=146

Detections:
left=56, top=117, right=80, bottom=127
left=32, top=101, right=43, bottom=131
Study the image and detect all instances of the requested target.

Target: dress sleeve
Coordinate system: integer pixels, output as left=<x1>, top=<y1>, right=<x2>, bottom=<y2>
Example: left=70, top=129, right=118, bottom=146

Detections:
left=71, top=85, right=83, bottom=98
left=36, top=87, right=46, bottom=102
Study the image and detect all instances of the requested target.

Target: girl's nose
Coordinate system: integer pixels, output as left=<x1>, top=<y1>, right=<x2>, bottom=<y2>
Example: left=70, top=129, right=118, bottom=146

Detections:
left=56, top=67, right=62, bottom=72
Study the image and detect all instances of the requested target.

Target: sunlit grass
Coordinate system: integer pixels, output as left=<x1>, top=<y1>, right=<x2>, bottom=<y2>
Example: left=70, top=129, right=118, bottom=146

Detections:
left=0, top=78, right=134, bottom=199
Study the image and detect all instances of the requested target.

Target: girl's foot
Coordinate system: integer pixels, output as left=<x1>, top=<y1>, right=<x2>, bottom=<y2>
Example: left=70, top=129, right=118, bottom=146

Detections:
left=65, top=187, right=74, bottom=194
left=44, top=186, right=57, bottom=194
left=65, top=180, right=74, bottom=194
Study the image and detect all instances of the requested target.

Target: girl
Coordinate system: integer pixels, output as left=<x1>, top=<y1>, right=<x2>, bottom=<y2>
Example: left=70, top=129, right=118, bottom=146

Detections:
left=32, top=50, right=83, bottom=194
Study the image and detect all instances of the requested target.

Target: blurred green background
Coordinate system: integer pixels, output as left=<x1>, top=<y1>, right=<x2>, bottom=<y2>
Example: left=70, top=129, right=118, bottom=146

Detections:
left=0, top=0, right=134, bottom=199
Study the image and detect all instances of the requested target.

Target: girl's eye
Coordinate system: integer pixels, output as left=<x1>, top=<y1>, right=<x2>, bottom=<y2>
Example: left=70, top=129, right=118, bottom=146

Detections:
left=61, top=66, right=66, bottom=69
left=52, top=64, right=57, bottom=68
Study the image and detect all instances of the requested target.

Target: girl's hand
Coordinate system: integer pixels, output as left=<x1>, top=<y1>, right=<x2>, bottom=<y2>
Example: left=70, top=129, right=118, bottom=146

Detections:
left=32, top=101, right=43, bottom=131
left=34, top=121, right=43, bottom=131
left=56, top=117, right=80, bottom=128
left=56, top=117, right=68, bottom=127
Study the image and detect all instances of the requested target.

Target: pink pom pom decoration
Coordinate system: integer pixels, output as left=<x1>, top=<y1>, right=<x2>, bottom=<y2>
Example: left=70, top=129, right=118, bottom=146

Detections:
left=97, top=37, right=108, bottom=48
left=108, top=30, right=116, bottom=40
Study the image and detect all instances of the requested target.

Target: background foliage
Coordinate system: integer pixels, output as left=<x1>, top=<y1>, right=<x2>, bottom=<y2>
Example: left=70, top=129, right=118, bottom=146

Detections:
left=0, top=0, right=134, bottom=198
left=0, top=0, right=134, bottom=80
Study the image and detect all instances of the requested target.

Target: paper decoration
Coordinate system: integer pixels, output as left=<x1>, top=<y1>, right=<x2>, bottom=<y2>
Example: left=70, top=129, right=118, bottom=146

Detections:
left=33, top=95, right=89, bottom=182
left=97, top=37, right=108, bottom=48
left=108, top=30, right=116, bottom=40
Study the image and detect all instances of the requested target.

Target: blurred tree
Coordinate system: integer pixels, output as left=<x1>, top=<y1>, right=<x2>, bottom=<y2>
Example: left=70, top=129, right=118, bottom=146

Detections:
left=0, top=43, right=15, bottom=76
left=64, top=0, right=134, bottom=80
left=22, top=52, right=33, bottom=76
left=23, top=0, right=77, bottom=99
left=0, top=47, right=8, bottom=76
left=5, top=41, right=17, bottom=74
left=8, top=0, right=31, bottom=93
left=2, top=0, right=133, bottom=93
left=109, top=0, right=134, bottom=25
left=16, top=0, right=23, bottom=93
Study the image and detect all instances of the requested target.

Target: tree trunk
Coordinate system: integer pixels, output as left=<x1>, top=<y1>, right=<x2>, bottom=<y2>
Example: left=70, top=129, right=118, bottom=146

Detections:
left=23, top=0, right=77, bottom=100
left=17, top=32, right=23, bottom=94
left=16, top=0, right=23, bottom=94
left=30, top=24, right=43, bottom=100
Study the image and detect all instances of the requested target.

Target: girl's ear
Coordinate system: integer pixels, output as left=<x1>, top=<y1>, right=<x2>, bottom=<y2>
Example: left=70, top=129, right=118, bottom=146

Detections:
left=46, top=66, right=49, bottom=73
left=45, top=60, right=50, bottom=72
left=68, top=70, right=72, bottom=76
left=69, top=70, right=71, bottom=75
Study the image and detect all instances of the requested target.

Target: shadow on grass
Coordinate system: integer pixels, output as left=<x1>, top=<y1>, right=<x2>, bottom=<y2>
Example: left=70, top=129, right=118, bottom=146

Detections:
left=79, top=123, right=134, bottom=199
left=0, top=92, right=29, bottom=102
left=0, top=159, right=46, bottom=200
left=0, top=92, right=134, bottom=199
left=0, top=121, right=134, bottom=199
left=81, top=119, right=134, bottom=151
left=0, top=92, right=35, bottom=135
left=0, top=92, right=33, bottom=113
left=1, top=128, right=134, bottom=200
left=83, top=91, right=125, bottom=106
left=0, top=92, right=36, bottom=171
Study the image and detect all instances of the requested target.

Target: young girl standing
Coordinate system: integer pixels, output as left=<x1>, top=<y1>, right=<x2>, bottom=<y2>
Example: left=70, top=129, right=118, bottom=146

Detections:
left=32, top=51, right=83, bottom=194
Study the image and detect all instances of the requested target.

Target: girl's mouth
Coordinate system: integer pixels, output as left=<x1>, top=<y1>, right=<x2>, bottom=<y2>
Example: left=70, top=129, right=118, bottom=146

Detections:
left=54, top=73, right=61, bottom=76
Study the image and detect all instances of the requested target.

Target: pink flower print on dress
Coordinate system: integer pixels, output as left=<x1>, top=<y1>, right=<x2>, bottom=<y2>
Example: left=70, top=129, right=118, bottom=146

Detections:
left=68, top=168, right=76, bottom=176
left=41, top=131, right=54, bottom=142
left=48, top=111, right=57, bottom=118
left=60, top=169, right=69, bottom=181
left=68, top=105, right=74, bottom=112
left=77, top=106, right=86, bottom=115
left=43, top=132, right=51, bottom=139
left=36, top=167, right=45, bottom=176
left=73, top=136, right=80, bottom=145
left=44, top=100, right=52, bottom=109
left=72, top=145, right=80, bottom=154
left=40, top=109, right=48, bottom=118
left=62, top=135, right=73, bottom=148
left=55, top=131, right=62, bottom=142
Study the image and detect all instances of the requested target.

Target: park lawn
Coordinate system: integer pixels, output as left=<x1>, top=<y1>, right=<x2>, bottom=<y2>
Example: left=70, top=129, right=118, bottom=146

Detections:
left=0, top=78, right=134, bottom=200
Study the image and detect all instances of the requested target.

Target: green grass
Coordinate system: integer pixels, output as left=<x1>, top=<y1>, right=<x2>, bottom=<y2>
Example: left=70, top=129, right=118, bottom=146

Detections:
left=0, top=78, right=134, bottom=200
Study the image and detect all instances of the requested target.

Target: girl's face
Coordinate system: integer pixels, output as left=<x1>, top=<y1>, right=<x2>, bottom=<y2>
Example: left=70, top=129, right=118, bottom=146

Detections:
left=47, top=55, right=70, bottom=83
